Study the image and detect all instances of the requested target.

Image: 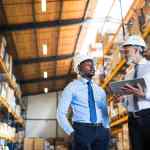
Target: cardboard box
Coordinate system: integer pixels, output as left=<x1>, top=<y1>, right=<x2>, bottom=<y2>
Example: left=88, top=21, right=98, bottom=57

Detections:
left=15, top=105, right=21, bottom=116
left=8, top=55, right=13, bottom=75
left=123, top=124, right=130, bottom=150
left=0, top=82, right=7, bottom=98
left=12, top=74, right=16, bottom=83
left=117, top=132, right=123, bottom=150
left=34, top=138, right=45, bottom=150
left=118, top=103, right=127, bottom=115
left=6, top=86, right=16, bottom=110
left=4, top=53, right=9, bottom=71
left=0, top=73, right=7, bottom=82
left=56, top=145, right=68, bottom=150
left=0, top=36, right=6, bottom=59
left=16, top=131, right=24, bottom=143
left=24, top=138, right=34, bottom=150
left=127, top=17, right=141, bottom=35
left=0, top=83, right=3, bottom=95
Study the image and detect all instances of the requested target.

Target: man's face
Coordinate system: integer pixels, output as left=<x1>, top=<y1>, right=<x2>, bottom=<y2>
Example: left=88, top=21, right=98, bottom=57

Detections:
left=78, top=59, right=95, bottom=78
left=121, top=46, right=138, bottom=63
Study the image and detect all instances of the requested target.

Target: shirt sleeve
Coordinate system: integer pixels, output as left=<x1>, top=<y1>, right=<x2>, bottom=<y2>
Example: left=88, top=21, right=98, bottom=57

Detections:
left=143, top=73, right=150, bottom=100
left=57, top=84, right=74, bottom=135
left=98, top=88, right=110, bottom=128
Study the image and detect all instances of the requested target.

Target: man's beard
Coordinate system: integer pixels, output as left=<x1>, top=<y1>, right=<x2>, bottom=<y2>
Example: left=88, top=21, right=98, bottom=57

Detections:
left=80, top=69, right=95, bottom=79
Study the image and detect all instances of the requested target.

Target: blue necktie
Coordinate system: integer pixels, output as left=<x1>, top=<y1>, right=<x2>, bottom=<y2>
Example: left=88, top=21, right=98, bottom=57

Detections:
left=87, top=80, right=97, bottom=123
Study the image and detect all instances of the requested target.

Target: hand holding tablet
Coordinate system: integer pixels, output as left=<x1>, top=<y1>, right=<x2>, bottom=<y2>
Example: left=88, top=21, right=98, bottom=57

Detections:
left=109, top=78, right=146, bottom=96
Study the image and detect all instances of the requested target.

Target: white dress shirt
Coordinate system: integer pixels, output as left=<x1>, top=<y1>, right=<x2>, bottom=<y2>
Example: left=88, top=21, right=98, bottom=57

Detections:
left=122, top=58, right=150, bottom=112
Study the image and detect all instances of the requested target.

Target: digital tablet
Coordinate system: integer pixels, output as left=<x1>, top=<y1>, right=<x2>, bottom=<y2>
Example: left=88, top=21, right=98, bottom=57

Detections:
left=109, top=78, right=146, bottom=95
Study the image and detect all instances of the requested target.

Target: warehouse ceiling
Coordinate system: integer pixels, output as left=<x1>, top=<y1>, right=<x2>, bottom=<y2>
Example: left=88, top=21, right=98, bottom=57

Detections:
left=0, top=0, right=134, bottom=96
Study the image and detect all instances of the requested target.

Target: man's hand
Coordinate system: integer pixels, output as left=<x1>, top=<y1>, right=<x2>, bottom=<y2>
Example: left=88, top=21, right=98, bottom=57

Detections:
left=121, top=83, right=145, bottom=97
left=64, top=132, right=74, bottom=145
left=70, top=131, right=74, bottom=142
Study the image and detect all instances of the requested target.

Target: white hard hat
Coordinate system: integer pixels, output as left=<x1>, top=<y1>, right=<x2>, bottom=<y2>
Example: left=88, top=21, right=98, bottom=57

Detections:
left=73, top=53, right=93, bottom=73
left=122, top=35, right=147, bottom=49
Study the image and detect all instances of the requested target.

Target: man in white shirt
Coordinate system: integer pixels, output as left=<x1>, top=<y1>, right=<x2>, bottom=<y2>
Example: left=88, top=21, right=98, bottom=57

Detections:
left=118, top=35, right=150, bottom=150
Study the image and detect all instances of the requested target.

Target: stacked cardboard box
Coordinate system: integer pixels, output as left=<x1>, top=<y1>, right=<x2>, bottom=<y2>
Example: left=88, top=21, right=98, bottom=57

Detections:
left=3, top=53, right=13, bottom=75
left=6, top=86, right=16, bottom=111
left=49, top=145, right=54, bottom=150
left=55, top=139, right=68, bottom=150
left=103, top=33, right=114, bottom=51
left=109, top=101, right=113, bottom=118
left=15, top=131, right=24, bottom=143
left=0, top=122, right=16, bottom=139
left=24, top=138, right=50, bottom=150
left=127, top=18, right=141, bottom=35
left=143, top=0, right=150, bottom=27
left=55, top=144, right=68, bottom=150
left=109, top=96, right=128, bottom=121
left=122, top=124, right=130, bottom=150
left=111, top=48, right=121, bottom=69
left=0, top=73, right=7, bottom=82
left=16, top=83, right=22, bottom=99
left=0, top=36, right=6, bottom=59
left=103, top=48, right=122, bottom=77
left=145, top=34, right=150, bottom=49
left=24, top=138, right=34, bottom=150
left=34, top=138, right=45, bottom=150
left=118, top=103, right=127, bottom=115
left=0, top=82, right=8, bottom=98
left=15, top=105, right=21, bottom=117
left=0, top=140, right=5, bottom=150
left=0, top=82, right=19, bottom=114
left=0, top=36, right=15, bottom=83
left=106, top=62, right=113, bottom=76
left=111, top=123, right=130, bottom=150
left=110, top=101, right=119, bottom=119
left=116, top=131, right=124, bottom=150
left=0, top=35, right=12, bottom=74
left=8, top=55, right=12, bottom=75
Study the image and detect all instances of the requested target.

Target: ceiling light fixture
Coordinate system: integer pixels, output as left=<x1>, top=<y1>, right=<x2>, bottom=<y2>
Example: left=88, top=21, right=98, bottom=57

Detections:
left=41, top=0, right=47, bottom=12
left=42, top=43, right=48, bottom=55
left=43, top=71, right=48, bottom=79
left=44, top=88, right=48, bottom=93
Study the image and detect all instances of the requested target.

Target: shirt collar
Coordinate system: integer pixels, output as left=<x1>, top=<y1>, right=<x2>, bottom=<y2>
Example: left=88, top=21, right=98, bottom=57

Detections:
left=79, top=77, right=94, bottom=84
left=138, top=58, right=148, bottom=65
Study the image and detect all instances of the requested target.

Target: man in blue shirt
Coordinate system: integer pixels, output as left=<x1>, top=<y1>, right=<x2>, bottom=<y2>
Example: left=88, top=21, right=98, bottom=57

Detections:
left=57, top=54, right=110, bottom=150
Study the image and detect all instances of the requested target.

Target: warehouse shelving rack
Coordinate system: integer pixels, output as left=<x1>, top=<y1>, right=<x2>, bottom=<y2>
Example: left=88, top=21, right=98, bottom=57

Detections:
left=0, top=57, right=21, bottom=99
left=102, top=59, right=126, bottom=89
left=143, top=22, right=150, bottom=38
left=0, top=135, right=15, bottom=143
left=0, top=96, right=24, bottom=125
left=0, top=57, right=24, bottom=142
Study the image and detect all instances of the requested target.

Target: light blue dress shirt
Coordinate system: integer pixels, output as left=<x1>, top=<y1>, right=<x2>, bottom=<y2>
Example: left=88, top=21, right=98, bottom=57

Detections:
left=57, top=77, right=110, bottom=135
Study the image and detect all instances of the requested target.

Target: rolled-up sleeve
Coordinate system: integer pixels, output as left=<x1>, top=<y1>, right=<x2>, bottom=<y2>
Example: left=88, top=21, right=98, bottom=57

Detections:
left=143, top=73, right=150, bottom=100
left=57, top=84, right=74, bottom=135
